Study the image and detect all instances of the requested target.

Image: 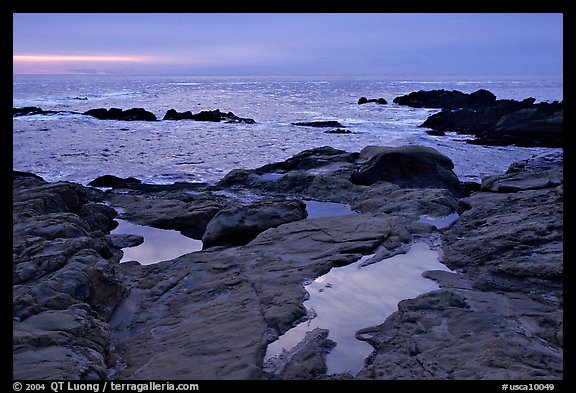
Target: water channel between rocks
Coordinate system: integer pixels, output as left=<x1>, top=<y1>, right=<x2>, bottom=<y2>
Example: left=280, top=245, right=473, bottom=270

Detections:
left=111, top=219, right=203, bottom=265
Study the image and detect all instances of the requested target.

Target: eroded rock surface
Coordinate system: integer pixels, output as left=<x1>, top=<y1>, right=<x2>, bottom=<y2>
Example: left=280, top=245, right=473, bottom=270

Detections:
left=355, top=160, right=563, bottom=380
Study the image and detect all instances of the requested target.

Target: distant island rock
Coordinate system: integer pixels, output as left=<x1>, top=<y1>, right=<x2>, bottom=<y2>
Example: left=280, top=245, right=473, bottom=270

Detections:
left=358, top=97, right=388, bottom=105
left=163, top=108, right=255, bottom=123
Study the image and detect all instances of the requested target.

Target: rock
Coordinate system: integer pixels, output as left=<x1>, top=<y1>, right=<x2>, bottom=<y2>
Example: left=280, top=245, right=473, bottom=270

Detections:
left=13, top=107, right=75, bottom=117
left=481, top=165, right=562, bottom=193
left=109, top=210, right=410, bottom=380
left=13, top=174, right=128, bottom=379
left=412, top=90, right=562, bottom=147
left=324, top=128, right=352, bottom=134
left=292, top=121, right=344, bottom=128
left=356, top=288, right=562, bottom=380
left=506, top=152, right=563, bottom=174
left=217, top=146, right=358, bottom=189
left=426, top=129, right=446, bottom=136
left=84, top=108, right=157, bottom=121
left=202, top=199, right=308, bottom=248
left=469, top=103, right=562, bottom=147
left=104, top=188, right=226, bottom=240
left=350, top=145, right=463, bottom=197
left=263, top=328, right=336, bottom=379
left=163, top=108, right=255, bottom=123
left=13, top=170, right=44, bottom=181
left=393, top=89, right=496, bottom=109
left=89, top=175, right=142, bottom=188
left=358, top=97, right=387, bottom=105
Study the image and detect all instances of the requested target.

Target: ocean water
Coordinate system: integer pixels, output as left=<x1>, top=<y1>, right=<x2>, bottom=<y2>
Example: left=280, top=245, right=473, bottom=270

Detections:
left=13, top=74, right=563, bottom=185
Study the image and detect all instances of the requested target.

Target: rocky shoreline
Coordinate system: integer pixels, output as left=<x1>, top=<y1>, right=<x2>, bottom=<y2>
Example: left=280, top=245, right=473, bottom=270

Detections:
left=13, top=140, right=563, bottom=380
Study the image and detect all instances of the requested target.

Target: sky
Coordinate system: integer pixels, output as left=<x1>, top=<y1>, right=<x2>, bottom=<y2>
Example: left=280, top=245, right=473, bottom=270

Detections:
left=12, top=13, right=563, bottom=75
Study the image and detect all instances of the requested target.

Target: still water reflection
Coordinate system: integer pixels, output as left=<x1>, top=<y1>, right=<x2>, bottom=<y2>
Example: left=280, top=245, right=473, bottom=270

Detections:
left=112, top=219, right=203, bottom=265
left=265, top=242, right=452, bottom=375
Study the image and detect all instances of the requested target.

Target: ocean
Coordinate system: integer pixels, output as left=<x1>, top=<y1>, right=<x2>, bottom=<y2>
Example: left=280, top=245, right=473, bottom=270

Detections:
left=12, top=74, right=563, bottom=185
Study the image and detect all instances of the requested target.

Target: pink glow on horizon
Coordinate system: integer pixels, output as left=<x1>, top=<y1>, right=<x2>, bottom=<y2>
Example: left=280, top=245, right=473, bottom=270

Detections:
left=13, top=53, right=166, bottom=75
left=14, top=54, right=154, bottom=63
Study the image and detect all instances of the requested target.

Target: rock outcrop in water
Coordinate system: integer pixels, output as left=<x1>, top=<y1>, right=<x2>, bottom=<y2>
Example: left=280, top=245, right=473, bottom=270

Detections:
left=393, top=89, right=563, bottom=147
left=84, top=108, right=157, bottom=121
left=358, top=97, right=388, bottom=105
left=292, top=121, right=344, bottom=128
left=163, top=108, right=255, bottom=123
left=13, top=145, right=562, bottom=380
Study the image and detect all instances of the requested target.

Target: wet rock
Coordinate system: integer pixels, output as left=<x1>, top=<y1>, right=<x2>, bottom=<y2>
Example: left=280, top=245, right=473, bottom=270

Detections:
left=263, top=328, right=336, bottom=379
left=202, top=199, right=307, bottom=248
left=358, top=97, right=387, bottom=105
left=84, top=108, right=157, bottom=121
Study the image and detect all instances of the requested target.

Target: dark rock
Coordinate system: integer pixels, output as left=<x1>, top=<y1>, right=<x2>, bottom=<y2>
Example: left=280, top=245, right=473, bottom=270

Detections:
left=84, top=108, right=157, bottom=121
left=469, top=104, right=562, bottom=147
left=358, top=97, right=388, bottom=105
left=506, top=152, right=563, bottom=174
left=202, top=199, right=308, bottom=248
left=413, top=90, right=562, bottom=147
left=421, top=108, right=480, bottom=133
left=89, top=175, right=142, bottom=188
left=350, top=145, right=463, bottom=197
left=425, top=130, right=446, bottom=136
left=393, top=89, right=496, bottom=109
left=264, top=328, right=336, bottom=380
left=13, top=170, right=44, bottom=181
left=13, top=107, right=76, bottom=117
left=13, top=178, right=128, bottom=379
left=163, top=108, right=255, bottom=123
left=292, top=121, right=344, bottom=128
left=324, top=128, right=352, bottom=134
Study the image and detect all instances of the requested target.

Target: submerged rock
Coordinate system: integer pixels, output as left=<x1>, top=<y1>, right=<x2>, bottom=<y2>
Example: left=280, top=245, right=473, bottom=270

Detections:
left=292, top=120, right=344, bottom=128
